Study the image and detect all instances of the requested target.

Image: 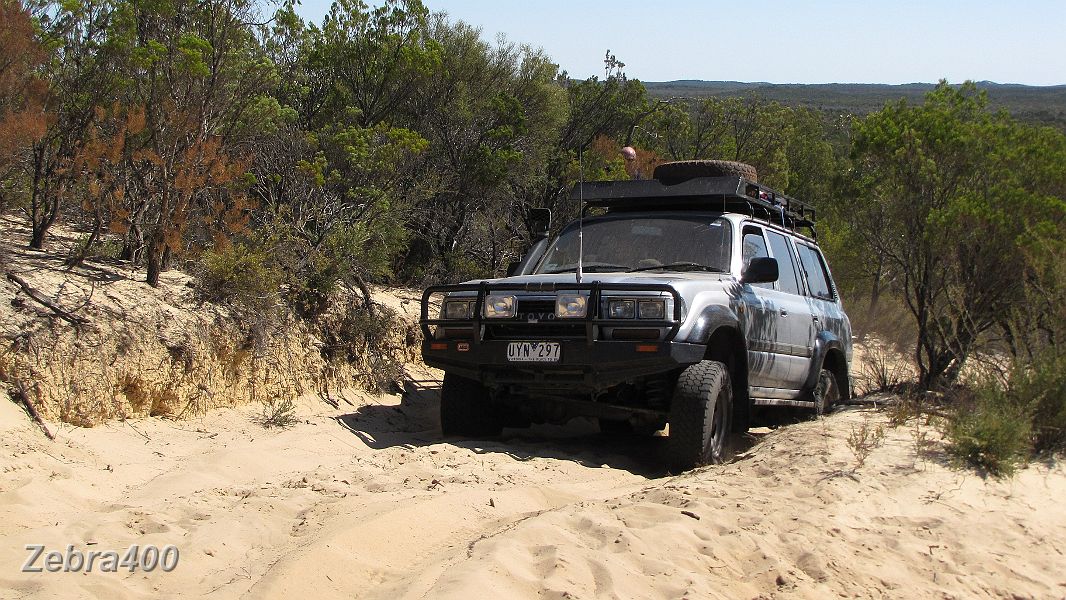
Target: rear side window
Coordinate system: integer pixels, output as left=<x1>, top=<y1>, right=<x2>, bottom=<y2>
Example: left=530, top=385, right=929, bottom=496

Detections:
left=766, top=231, right=802, bottom=295
left=796, top=243, right=835, bottom=301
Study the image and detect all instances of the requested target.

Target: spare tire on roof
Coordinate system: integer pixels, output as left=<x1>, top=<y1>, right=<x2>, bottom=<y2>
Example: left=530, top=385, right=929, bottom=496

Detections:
left=653, top=160, right=758, bottom=184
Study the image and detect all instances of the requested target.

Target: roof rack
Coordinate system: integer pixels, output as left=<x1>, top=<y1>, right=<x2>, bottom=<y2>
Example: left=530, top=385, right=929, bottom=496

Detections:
left=570, top=176, right=817, bottom=234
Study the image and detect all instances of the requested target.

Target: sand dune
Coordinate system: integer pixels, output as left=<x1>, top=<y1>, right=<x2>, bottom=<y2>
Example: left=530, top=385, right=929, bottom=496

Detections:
left=2, top=365, right=1064, bottom=599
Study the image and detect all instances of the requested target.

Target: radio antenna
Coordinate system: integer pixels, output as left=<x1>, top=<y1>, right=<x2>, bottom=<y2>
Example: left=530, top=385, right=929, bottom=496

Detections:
left=577, top=146, right=584, bottom=284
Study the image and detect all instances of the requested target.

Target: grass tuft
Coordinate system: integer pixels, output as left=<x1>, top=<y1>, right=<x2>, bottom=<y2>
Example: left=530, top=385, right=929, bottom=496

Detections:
left=260, top=396, right=298, bottom=428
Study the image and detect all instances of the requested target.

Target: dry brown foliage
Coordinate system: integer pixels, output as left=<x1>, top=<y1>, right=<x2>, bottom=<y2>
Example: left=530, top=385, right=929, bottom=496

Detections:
left=0, top=1, right=47, bottom=183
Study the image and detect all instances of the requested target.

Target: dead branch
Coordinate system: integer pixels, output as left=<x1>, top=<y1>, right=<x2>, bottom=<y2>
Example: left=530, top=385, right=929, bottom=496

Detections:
left=351, top=273, right=375, bottom=319
left=11, top=380, right=55, bottom=440
left=5, top=271, right=90, bottom=326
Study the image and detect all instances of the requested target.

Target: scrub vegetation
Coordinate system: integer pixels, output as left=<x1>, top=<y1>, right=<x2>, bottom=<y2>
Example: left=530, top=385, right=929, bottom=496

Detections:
left=0, top=0, right=1063, bottom=471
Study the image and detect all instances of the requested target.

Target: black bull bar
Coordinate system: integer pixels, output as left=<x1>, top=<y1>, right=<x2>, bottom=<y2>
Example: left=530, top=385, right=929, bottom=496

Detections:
left=419, top=281, right=684, bottom=344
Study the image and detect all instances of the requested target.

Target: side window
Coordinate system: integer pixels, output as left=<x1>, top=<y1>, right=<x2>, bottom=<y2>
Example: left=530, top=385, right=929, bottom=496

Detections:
left=766, top=231, right=802, bottom=295
left=796, top=243, right=836, bottom=301
left=742, top=227, right=772, bottom=289
left=742, top=228, right=768, bottom=264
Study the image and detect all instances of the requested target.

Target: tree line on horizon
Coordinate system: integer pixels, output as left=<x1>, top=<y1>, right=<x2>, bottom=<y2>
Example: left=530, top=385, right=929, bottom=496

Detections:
left=0, top=0, right=1063, bottom=404
left=643, top=80, right=1066, bottom=132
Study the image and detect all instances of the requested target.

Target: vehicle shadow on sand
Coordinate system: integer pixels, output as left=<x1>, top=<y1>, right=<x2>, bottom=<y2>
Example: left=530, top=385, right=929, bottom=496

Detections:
left=337, top=377, right=780, bottom=478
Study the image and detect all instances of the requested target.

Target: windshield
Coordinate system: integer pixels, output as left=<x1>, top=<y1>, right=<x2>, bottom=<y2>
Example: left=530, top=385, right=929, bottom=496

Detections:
left=535, top=215, right=733, bottom=274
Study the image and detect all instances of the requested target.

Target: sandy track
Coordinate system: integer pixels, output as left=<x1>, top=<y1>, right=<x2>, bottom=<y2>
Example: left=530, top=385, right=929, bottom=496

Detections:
left=1, top=369, right=652, bottom=599
left=2, top=369, right=1065, bottom=599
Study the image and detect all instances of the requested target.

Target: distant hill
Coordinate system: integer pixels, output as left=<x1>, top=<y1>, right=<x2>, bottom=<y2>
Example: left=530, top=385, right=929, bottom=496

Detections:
left=643, top=81, right=1066, bottom=128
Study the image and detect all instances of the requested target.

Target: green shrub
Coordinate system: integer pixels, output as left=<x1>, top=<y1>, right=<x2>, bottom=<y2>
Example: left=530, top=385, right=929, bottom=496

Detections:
left=95, top=238, right=124, bottom=260
left=440, top=250, right=490, bottom=284
left=1012, top=350, right=1066, bottom=455
left=197, top=242, right=283, bottom=309
left=846, top=413, right=886, bottom=470
left=945, top=350, right=1066, bottom=474
left=946, top=385, right=1031, bottom=477
left=290, top=256, right=339, bottom=319
left=285, top=224, right=397, bottom=319
left=66, top=234, right=124, bottom=265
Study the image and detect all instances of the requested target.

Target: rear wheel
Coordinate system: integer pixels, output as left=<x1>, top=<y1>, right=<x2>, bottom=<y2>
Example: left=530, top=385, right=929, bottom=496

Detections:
left=813, top=367, right=839, bottom=417
left=440, top=373, right=502, bottom=437
left=667, top=361, right=733, bottom=470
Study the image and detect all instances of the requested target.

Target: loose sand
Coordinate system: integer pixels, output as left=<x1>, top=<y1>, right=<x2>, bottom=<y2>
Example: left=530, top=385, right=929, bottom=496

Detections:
left=2, top=367, right=1064, bottom=599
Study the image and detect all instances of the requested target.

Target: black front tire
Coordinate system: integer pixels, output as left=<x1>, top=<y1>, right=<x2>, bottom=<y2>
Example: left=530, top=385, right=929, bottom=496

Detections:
left=440, top=373, right=502, bottom=437
left=667, top=360, right=733, bottom=470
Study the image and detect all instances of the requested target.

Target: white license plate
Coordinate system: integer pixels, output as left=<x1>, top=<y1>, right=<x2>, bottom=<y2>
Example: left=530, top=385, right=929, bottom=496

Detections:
left=506, top=342, right=560, bottom=363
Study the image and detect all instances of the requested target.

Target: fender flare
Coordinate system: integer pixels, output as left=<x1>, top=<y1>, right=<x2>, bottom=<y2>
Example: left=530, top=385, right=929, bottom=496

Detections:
left=684, top=304, right=742, bottom=345
left=802, top=331, right=848, bottom=398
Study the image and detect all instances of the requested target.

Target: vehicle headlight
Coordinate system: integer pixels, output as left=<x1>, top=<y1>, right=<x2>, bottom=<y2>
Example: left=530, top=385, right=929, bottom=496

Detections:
left=555, top=294, right=587, bottom=318
left=484, top=294, right=516, bottom=318
left=638, top=300, right=666, bottom=320
left=443, top=299, right=474, bottom=320
left=607, top=299, right=636, bottom=319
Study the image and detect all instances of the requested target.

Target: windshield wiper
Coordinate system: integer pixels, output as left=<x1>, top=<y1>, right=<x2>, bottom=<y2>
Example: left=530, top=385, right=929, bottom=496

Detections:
left=544, top=263, right=628, bottom=274
left=627, top=262, right=725, bottom=273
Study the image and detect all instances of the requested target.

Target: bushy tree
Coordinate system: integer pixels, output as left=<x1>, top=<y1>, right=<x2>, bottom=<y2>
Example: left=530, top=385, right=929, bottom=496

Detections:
left=76, top=0, right=280, bottom=285
left=641, top=94, right=823, bottom=193
left=646, top=99, right=727, bottom=162
left=19, top=0, right=121, bottom=249
left=847, top=82, right=1066, bottom=388
left=251, top=0, right=432, bottom=307
left=403, top=17, right=565, bottom=281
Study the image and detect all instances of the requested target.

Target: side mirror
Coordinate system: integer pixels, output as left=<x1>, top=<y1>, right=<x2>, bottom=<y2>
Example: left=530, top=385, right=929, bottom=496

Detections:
left=505, top=261, right=521, bottom=276
left=742, top=257, right=779, bottom=284
left=529, top=208, right=551, bottom=238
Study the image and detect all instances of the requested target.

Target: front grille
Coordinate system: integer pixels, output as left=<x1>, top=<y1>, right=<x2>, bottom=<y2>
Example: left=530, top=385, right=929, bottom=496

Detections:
left=515, top=299, right=557, bottom=319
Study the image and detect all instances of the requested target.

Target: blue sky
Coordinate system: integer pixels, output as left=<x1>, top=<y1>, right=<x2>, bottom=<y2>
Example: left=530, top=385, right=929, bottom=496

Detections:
left=291, top=1, right=1066, bottom=85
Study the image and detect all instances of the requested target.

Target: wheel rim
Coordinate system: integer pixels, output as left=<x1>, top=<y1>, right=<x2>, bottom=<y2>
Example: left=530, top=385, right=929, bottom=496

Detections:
left=705, top=387, right=727, bottom=462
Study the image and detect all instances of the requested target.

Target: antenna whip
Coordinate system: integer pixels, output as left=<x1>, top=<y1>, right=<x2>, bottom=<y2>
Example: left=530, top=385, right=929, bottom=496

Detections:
left=577, top=146, right=584, bottom=284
